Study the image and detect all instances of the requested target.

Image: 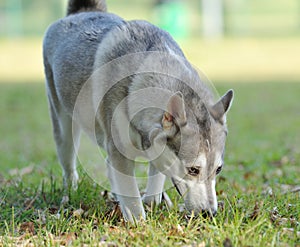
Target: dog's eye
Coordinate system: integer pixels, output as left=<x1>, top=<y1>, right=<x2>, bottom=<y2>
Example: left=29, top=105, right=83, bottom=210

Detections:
left=216, top=165, right=223, bottom=175
left=187, top=166, right=200, bottom=176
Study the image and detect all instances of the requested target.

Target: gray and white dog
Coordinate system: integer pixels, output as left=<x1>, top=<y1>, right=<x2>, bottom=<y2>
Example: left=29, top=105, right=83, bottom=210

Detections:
left=43, top=0, right=234, bottom=222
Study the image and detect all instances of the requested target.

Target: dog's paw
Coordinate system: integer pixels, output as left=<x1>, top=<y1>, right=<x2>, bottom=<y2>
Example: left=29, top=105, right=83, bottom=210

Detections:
left=142, top=194, right=162, bottom=207
left=63, top=171, right=79, bottom=191
left=142, top=192, right=173, bottom=210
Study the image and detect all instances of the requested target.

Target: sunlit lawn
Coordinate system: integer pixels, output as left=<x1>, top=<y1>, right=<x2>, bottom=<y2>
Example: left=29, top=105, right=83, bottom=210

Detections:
left=1, top=36, right=300, bottom=83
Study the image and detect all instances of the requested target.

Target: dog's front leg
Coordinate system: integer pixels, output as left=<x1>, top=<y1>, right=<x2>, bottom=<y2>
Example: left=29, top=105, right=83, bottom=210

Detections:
left=106, top=147, right=145, bottom=222
left=142, top=163, right=166, bottom=207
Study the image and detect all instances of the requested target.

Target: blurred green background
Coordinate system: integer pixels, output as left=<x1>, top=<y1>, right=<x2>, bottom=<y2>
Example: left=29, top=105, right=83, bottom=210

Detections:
left=0, top=0, right=300, bottom=83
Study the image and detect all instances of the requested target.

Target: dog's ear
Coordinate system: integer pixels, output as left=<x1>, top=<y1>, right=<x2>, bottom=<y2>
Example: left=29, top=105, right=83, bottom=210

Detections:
left=209, top=90, right=234, bottom=122
left=162, top=92, right=187, bottom=132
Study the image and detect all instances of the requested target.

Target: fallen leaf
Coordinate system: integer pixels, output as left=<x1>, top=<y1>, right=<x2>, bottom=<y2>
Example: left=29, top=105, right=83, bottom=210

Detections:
left=168, top=224, right=185, bottom=236
left=197, top=242, right=206, bottom=247
left=109, top=225, right=120, bottom=234
left=269, top=207, right=298, bottom=226
left=19, top=222, right=35, bottom=235
left=8, top=168, right=19, bottom=176
left=8, top=165, right=34, bottom=177
left=243, top=171, right=254, bottom=180
left=262, top=185, right=273, bottom=196
left=262, top=183, right=300, bottom=195
left=282, top=185, right=300, bottom=194
left=218, top=201, right=225, bottom=212
left=61, top=232, right=76, bottom=246
left=48, top=206, right=59, bottom=214
left=249, top=201, right=263, bottom=220
left=280, top=184, right=300, bottom=194
left=20, top=165, right=34, bottom=176
left=216, top=190, right=224, bottom=196
left=73, top=208, right=84, bottom=218
left=80, top=202, right=90, bottom=211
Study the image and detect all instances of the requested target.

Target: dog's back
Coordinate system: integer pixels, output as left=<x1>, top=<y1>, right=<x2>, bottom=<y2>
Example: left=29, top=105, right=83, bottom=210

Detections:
left=43, top=1, right=124, bottom=112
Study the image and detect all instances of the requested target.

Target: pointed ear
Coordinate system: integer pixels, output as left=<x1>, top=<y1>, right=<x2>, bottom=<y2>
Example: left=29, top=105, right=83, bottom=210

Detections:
left=162, top=92, right=187, bottom=131
left=209, top=90, right=234, bottom=121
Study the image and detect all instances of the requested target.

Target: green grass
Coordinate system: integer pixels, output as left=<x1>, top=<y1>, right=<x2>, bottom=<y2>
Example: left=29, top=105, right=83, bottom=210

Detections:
left=0, top=82, right=299, bottom=246
left=1, top=0, right=300, bottom=245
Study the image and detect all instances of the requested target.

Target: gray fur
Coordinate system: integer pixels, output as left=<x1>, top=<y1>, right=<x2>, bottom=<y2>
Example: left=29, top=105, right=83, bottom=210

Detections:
left=43, top=0, right=234, bottom=222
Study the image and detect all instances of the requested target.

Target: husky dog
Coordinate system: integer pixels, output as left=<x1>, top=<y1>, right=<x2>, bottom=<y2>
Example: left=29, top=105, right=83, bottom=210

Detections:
left=43, top=0, right=234, bottom=222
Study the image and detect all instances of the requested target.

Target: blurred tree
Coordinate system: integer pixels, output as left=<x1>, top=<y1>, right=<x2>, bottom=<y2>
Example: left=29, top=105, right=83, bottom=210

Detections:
left=0, top=0, right=63, bottom=37
left=154, top=0, right=189, bottom=39
left=201, top=0, right=224, bottom=38
left=5, top=0, right=23, bottom=37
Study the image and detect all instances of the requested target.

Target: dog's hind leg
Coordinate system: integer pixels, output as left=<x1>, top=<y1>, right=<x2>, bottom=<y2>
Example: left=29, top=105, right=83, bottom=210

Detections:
left=142, top=163, right=166, bottom=207
left=50, top=104, right=81, bottom=204
left=106, top=142, right=145, bottom=222
left=45, top=69, right=81, bottom=201
left=54, top=111, right=81, bottom=191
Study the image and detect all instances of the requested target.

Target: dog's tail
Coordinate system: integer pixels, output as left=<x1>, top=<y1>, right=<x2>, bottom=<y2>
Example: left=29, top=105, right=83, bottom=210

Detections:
left=67, top=0, right=107, bottom=15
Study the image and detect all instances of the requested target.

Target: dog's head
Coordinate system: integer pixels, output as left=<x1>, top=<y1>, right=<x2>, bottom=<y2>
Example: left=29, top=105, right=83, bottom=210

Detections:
left=151, top=90, right=234, bottom=217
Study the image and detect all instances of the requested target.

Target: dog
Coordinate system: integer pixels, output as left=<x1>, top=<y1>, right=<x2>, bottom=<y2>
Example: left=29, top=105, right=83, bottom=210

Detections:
left=43, top=0, right=234, bottom=222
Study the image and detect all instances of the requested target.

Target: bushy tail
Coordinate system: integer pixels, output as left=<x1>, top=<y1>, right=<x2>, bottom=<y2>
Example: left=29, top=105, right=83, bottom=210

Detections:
left=67, top=0, right=107, bottom=15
